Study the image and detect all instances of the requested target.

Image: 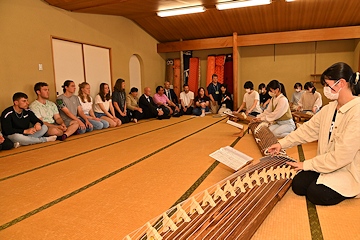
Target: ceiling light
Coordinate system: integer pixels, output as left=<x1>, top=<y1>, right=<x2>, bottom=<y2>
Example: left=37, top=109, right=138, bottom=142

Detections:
left=157, top=6, right=205, bottom=17
left=286, top=0, right=295, bottom=2
left=216, top=0, right=271, bottom=10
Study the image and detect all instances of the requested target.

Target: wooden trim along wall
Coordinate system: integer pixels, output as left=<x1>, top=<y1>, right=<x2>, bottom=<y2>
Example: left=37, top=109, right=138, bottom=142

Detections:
left=157, top=26, right=360, bottom=53
left=232, top=32, right=238, bottom=110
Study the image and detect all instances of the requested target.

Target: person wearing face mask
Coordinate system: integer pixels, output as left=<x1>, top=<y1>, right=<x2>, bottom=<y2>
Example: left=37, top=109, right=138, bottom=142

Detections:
left=297, top=82, right=322, bottom=114
left=252, top=80, right=295, bottom=138
left=267, top=62, right=360, bottom=206
left=290, top=82, right=304, bottom=111
left=258, top=83, right=271, bottom=110
left=234, top=81, right=262, bottom=117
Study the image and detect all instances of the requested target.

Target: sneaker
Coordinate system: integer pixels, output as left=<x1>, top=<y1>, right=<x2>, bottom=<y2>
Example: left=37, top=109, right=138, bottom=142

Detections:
left=13, top=142, right=20, bottom=149
left=45, top=136, right=57, bottom=142
left=200, top=112, right=205, bottom=117
left=57, top=134, right=67, bottom=141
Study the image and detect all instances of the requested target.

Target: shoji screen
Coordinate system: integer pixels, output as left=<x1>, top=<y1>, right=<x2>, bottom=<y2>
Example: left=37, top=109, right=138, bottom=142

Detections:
left=83, top=45, right=112, bottom=97
left=52, top=39, right=85, bottom=96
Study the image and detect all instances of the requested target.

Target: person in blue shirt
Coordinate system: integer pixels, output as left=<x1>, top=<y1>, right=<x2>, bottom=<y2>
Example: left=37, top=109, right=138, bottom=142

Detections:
left=207, top=74, right=222, bottom=114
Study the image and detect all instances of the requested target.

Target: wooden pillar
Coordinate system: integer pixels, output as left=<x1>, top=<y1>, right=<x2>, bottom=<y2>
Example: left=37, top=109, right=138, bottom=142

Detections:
left=180, top=39, right=184, bottom=91
left=233, top=32, right=238, bottom=110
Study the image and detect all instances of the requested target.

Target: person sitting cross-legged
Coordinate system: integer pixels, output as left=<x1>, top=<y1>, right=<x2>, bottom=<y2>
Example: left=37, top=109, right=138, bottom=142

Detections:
left=30, top=82, right=79, bottom=141
left=56, top=80, right=93, bottom=134
left=126, top=87, right=144, bottom=123
left=153, top=86, right=180, bottom=117
left=139, top=87, right=169, bottom=120
left=179, top=84, right=194, bottom=115
left=1, top=92, right=57, bottom=147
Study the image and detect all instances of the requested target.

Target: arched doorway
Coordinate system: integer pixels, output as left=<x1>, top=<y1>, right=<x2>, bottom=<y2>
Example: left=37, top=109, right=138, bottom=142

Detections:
left=129, top=55, right=142, bottom=95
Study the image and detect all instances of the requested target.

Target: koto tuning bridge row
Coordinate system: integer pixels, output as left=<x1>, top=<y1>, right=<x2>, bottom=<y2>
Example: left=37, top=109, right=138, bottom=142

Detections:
left=125, top=164, right=297, bottom=240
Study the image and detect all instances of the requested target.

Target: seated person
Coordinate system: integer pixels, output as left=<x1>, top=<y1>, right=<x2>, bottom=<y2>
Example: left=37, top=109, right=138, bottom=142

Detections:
left=268, top=62, right=360, bottom=206
left=218, top=83, right=233, bottom=115
left=235, top=81, right=262, bottom=117
left=78, top=82, right=111, bottom=129
left=139, top=87, right=168, bottom=119
left=112, top=78, right=130, bottom=124
left=193, top=87, right=210, bottom=117
left=153, top=86, right=180, bottom=117
left=179, top=84, right=194, bottom=115
left=126, top=87, right=144, bottom=123
left=290, top=82, right=304, bottom=111
left=0, top=131, right=15, bottom=150
left=56, top=80, right=93, bottom=134
left=297, top=82, right=322, bottom=114
left=1, top=92, right=56, bottom=146
left=207, top=74, right=221, bottom=113
left=252, top=80, right=295, bottom=138
left=258, top=83, right=271, bottom=110
left=94, top=83, right=121, bottom=127
left=30, top=82, right=79, bottom=141
left=164, top=81, right=179, bottom=106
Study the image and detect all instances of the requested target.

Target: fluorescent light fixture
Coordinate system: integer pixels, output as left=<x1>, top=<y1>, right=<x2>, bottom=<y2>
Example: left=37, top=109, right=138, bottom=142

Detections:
left=286, top=0, right=295, bottom=2
left=216, top=0, right=271, bottom=10
left=157, top=6, right=205, bottom=17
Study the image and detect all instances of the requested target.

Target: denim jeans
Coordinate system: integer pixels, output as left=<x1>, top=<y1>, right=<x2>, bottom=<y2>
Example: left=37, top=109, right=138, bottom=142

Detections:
left=7, top=124, right=48, bottom=146
left=81, top=114, right=109, bottom=130
left=269, top=119, right=296, bottom=138
left=192, top=106, right=209, bottom=116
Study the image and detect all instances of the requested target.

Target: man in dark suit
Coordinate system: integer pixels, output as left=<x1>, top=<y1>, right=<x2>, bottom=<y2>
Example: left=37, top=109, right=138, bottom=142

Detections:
left=164, top=81, right=178, bottom=105
left=139, top=87, right=170, bottom=119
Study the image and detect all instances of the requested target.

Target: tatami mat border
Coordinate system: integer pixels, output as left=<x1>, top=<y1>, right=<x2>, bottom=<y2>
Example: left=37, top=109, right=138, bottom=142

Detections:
left=149, top=128, right=248, bottom=233
left=298, top=145, right=324, bottom=240
left=0, top=118, right=191, bottom=182
left=0, top=117, right=226, bottom=231
left=0, top=119, right=156, bottom=159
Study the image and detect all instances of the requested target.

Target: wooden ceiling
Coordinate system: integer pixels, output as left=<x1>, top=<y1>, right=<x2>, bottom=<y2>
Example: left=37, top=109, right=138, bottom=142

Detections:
left=44, top=0, right=360, bottom=43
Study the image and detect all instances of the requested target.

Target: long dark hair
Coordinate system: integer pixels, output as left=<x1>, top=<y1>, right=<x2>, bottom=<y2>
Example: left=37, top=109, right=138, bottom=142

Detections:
left=304, top=82, right=316, bottom=94
left=62, top=80, right=73, bottom=93
left=321, top=62, right=360, bottom=95
left=99, top=83, right=111, bottom=101
left=197, top=87, right=206, bottom=98
left=114, top=78, right=125, bottom=92
left=267, top=80, right=287, bottom=98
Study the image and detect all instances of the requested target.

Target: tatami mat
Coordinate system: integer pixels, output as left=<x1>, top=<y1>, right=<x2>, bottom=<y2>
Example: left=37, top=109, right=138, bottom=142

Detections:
left=0, top=116, right=358, bottom=240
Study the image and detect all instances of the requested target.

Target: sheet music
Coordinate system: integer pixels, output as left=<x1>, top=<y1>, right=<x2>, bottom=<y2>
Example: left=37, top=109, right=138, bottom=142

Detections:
left=226, top=120, right=243, bottom=129
left=209, top=146, right=253, bottom=171
left=224, top=112, right=237, bottom=118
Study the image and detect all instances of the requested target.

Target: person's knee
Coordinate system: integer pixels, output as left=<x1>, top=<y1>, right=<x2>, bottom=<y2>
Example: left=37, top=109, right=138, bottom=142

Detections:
left=70, top=120, right=79, bottom=128
left=47, top=127, right=63, bottom=136
left=92, top=121, right=103, bottom=130
left=41, top=124, right=48, bottom=132
left=291, top=175, right=307, bottom=196
left=102, top=120, right=110, bottom=129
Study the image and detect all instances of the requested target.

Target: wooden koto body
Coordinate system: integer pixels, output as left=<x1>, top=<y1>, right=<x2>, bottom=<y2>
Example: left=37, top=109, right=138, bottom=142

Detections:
left=248, top=121, right=286, bottom=156
left=124, top=156, right=297, bottom=240
left=291, top=111, right=313, bottom=122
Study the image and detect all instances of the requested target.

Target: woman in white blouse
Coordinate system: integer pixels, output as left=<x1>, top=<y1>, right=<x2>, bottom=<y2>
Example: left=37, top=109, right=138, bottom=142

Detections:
left=252, top=80, right=295, bottom=138
left=94, top=83, right=122, bottom=128
left=269, top=62, right=360, bottom=205
left=78, top=82, right=109, bottom=130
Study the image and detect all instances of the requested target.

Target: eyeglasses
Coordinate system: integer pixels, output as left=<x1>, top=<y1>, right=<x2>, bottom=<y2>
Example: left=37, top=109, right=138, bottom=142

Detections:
left=324, top=79, right=340, bottom=91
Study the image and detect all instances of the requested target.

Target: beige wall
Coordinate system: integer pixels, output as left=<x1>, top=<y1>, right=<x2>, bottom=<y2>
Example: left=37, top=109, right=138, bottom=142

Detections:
left=166, top=39, right=358, bottom=107
left=0, top=0, right=166, bottom=112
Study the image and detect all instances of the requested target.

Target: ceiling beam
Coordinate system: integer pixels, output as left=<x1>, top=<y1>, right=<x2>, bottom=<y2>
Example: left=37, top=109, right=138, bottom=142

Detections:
left=157, top=26, right=360, bottom=53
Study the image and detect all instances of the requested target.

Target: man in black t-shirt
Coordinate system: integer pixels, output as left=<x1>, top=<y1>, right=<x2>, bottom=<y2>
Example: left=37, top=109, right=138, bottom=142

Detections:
left=1, top=92, right=57, bottom=147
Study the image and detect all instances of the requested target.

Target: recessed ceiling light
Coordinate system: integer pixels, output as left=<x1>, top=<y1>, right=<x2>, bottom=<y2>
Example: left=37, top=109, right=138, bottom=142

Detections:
left=157, top=6, right=205, bottom=17
left=216, top=0, right=271, bottom=10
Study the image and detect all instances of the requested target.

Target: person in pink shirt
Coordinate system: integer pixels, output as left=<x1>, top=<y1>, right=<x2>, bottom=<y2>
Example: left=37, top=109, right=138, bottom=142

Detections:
left=153, top=86, right=180, bottom=116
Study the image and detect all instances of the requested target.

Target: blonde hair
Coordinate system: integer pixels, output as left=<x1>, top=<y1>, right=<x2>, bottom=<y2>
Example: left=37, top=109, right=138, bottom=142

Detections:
left=78, top=82, right=91, bottom=103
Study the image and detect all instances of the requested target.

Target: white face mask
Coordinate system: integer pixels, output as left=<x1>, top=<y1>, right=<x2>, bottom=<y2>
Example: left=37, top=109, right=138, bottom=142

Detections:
left=245, top=89, right=251, bottom=93
left=295, top=89, right=301, bottom=93
left=323, top=80, right=342, bottom=100
left=269, top=91, right=275, bottom=97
